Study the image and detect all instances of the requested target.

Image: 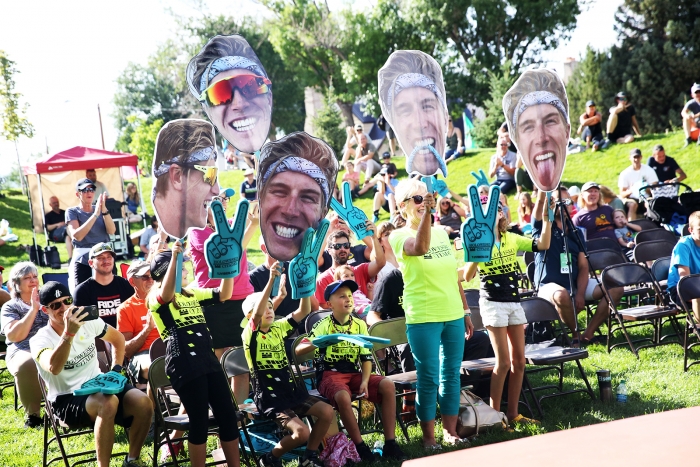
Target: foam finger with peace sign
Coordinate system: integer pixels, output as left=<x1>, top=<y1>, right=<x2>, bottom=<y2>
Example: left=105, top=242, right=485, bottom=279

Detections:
left=204, top=198, right=250, bottom=278
left=470, top=169, right=490, bottom=187
left=289, top=219, right=329, bottom=299
left=460, top=184, right=500, bottom=263
left=330, top=182, right=371, bottom=241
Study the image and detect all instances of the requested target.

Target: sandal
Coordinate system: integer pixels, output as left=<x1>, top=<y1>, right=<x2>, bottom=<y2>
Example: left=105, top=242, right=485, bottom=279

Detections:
left=509, top=414, right=540, bottom=427
left=581, top=335, right=606, bottom=346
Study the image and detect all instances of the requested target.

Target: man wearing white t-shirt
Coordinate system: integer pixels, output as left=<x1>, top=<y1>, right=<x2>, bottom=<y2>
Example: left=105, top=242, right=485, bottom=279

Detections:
left=618, top=148, right=658, bottom=221
left=29, top=281, right=152, bottom=467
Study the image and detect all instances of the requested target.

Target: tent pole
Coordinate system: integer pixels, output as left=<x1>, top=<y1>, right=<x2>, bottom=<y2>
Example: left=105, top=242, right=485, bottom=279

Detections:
left=135, top=168, right=146, bottom=229
left=36, top=174, right=48, bottom=247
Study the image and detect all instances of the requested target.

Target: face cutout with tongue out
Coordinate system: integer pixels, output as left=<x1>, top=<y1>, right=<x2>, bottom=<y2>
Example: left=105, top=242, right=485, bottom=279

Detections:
left=515, top=103, right=569, bottom=192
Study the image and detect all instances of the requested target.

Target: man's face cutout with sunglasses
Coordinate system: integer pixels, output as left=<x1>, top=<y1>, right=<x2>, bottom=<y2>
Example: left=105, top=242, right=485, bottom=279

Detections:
left=188, top=35, right=273, bottom=155
left=151, top=118, right=222, bottom=239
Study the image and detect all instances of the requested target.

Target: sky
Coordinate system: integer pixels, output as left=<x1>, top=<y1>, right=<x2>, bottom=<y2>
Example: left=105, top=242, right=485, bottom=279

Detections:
left=0, top=0, right=623, bottom=175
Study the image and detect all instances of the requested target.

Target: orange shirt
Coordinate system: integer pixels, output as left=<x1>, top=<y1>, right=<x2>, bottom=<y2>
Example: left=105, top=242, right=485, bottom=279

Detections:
left=116, top=295, right=160, bottom=353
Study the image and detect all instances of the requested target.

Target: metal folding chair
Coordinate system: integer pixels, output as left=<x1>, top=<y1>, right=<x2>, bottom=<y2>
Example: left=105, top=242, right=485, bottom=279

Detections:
left=635, top=228, right=678, bottom=245
left=677, top=274, right=700, bottom=372
left=632, top=240, right=675, bottom=264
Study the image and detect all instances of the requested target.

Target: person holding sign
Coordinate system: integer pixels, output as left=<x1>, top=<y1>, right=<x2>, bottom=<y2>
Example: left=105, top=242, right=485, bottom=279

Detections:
left=463, top=190, right=552, bottom=427
left=257, top=132, right=338, bottom=262
left=388, top=178, right=472, bottom=448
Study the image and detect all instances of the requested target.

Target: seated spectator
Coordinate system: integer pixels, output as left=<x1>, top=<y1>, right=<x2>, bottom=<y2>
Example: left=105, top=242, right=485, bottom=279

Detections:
left=534, top=188, right=624, bottom=345
left=572, top=182, right=617, bottom=241
left=342, top=162, right=361, bottom=197
left=380, top=151, right=397, bottom=176
left=599, top=185, right=625, bottom=212
left=668, top=211, right=700, bottom=320
left=242, top=264, right=333, bottom=467
left=618, top=148, right=658, bottom=221
left=498, top=121, right=517, bottom=153
left=648, top=144, right=686, bottom=183
left=613, top=208, right=642, bottom=259
left=577, top=100, right=605, bottom=151
left=488, top=135, right=517, bottom=193
left=299, top=280, right=406, bottom=462
left=372, top=164, right=399, bottom=223
left=375, top=221, right=399, bottom=281
left=436, top=196, right=465, bottom=239
left=334, top=265, right=372, bottom=318
left=318, top=213, right=372, bottom=273
left=517, top=192, right=534, bottom=227
left=116, top=260, right=159, bottom=386
left=353, top=133, right=381, bottom=182
left=606, top=92, right=641, bottom=145
left=45, top=196, right=73, bottom=257
left=74, top=242, right=134, bottom=328
left=138, top=217, right=159, bottom=258
left=124, top=182, right=144, bottom=224
left=316, top=228, right=385, bottom=304
left=86, top=168, right=109, bottom=198
left=444, top=116, right=464, bottom=163
left=31, top=281, right=153, bottom=467
left=340, top=123, right=365, bottom=167
left=681, top=83, right=700, bottom=148
left=500, top=192, right=512, bottom=225
left=0, top=262, right=49, bottom=428
left=240, top=168, right=258, bottom=201
left=0, top=266, right=10, bottom=307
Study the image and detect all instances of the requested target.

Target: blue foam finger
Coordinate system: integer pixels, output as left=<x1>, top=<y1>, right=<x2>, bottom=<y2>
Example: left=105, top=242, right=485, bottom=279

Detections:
left=204, top=199, right=249, bottom=279
left=330, top=182, right=371, bottom=241
left=421, top=176, right=435, bottom=193
left=311, top=334, right=343, bottom=347
left=337, top=335, right=373, bottom=348
left=432, top=179, right=449, bottom=197
left=460, top=184, right=500, bottom=263
left=546, top=191, right=555, bottom=222
left=407, top=144, right=447, bottom=177
left=358, top=336, right=390, bottom=345
left=288, top=220, right=329, bottom=299
left=470, top=169, right=489, bottom=187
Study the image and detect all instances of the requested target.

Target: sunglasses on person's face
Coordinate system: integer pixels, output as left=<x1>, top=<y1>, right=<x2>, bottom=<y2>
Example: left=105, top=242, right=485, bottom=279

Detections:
left=200, top=75, right=272, bottom=106
left=47, top=297, right=73, bottom=311
left=404, top=195, right=424, bottom=205
left=441, top=201, right=450, bottom=205
left=331, top=242, right=351, bottom=250
left=192, top=165, right=218, bottom=186
left=135, top=274, right=153, bottom=281
left=80, top=187, right=96, bottom=193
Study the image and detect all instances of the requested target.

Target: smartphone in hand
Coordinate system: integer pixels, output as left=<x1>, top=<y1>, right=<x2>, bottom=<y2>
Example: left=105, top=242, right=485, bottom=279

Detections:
left=76, top=305, right=100, bottom=321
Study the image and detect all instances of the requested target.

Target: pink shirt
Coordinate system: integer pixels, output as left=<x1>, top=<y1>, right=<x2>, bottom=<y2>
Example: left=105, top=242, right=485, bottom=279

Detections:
left=188, top=226, right=254, bottom=300
left=315, top=262, right=371, bottom=305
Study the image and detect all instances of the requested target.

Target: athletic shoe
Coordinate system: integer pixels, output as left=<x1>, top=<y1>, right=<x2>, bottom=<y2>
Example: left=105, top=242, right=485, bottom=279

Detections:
left=383, top=440, right=407, bottom=460
left=259, top=452, right=283, bottom=467
left=24, top=414, right=42, bottom=429
left=300, top=451, right=324, bottom=467
left=355, top=442, right=377, bottom=462
left=601, top=139, right=611, bottom=150
left=683, top=137, right=693, bottom=148
left=123, top=458, right=149, bottom=467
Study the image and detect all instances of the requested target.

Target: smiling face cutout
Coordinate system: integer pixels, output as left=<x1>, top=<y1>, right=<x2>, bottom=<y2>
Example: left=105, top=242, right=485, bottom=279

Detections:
left=187, top=35, right=272, bottom=154
left=502, top=69, right=570, bottom=192
left=378, top=50, right=448, bottom=177
left=257, top=132, right=338, bottom=262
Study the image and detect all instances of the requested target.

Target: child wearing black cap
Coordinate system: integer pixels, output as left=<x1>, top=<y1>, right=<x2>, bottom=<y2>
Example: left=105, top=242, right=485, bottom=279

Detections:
left=146, top=242, right=240, bottom=467
left=297, top=279, right=406, bottom=462
left=241, top=261, right=333, bottom=467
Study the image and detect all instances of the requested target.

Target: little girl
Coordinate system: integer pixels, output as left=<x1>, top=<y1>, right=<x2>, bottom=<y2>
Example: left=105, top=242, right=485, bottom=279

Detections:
left=517, top=192, right=534, bottom=226
left=334, top=265, right=372, bottom=319
left=147, top=242, right=240, bottom=467
left=613, top=209, right=641, bottom=260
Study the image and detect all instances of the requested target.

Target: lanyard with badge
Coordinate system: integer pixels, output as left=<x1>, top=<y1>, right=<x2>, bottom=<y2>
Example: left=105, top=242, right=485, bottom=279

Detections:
left=560, top=230, right=571, bottom=274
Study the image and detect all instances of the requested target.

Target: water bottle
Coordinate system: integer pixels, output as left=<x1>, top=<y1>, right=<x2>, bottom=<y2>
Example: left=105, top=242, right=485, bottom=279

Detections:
left=616, top=380, right=628, bottom=403
left=372, top=440, right=384, bottom=457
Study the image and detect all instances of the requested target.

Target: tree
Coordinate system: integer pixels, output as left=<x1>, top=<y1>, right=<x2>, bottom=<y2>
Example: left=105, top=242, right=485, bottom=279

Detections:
left=0, top=50, right=34, bottom=193
left=599, top=0, right=700, bottom=133
left=312, top=87, right=346, bottom=156
left=472, top=61, right=516, bottom=148
left=408, top=0, right=580, bottom=106
left=127, top=117, right=164, bottom=173
left=566, top=46, right=606, bottom=125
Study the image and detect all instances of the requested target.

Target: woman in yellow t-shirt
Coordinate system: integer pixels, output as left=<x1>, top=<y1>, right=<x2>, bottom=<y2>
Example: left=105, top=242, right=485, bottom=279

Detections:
left=464, top=191, right=551, bottom=427
left=389, top=178, right=474, bottom=448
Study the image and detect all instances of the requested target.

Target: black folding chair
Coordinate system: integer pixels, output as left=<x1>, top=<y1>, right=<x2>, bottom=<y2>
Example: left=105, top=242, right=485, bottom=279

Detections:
left=0, top=334, right=18, bottom=410
left=601, top=262, right=681, bottom=358
left=650, top=256, right=671, bottom=292
left=677, top=274, right=700, bottom=372
left=632, top=240, right=675, bottom=264
left=628, top=219, right=660, bottom=231
left=635, top=228, right=678, bottom=245
left=304, top=310, right=332, bottom=334
left=586, top=237, right=622, bottom=252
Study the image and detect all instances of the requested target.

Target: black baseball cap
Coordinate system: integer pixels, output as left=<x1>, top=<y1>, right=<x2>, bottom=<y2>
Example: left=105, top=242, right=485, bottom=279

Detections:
left=324, top=279, right=358, bottom=302
left=586, top=100, right=596, bottom=107
left=653, top=144, right=664, bottom=152
left=615, top=92, right=627, bottom=100
left=382, top=151, right=391, bottom=159
left=150, top=250, right=172, bottom=281
left=630, top=148, right=642, bottom=158
left=75, top=178, right=96, bottom=191
left=39, top=281, right=71, bottom=306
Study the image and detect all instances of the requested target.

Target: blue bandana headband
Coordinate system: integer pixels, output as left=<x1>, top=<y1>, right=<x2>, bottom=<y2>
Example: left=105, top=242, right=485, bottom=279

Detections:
left=388, top=73, right=444, bottom=109
left=153, top=146, right=216, bottom=178
left=199, top=56, right=266, bottom=93
left=261, top=156, right=329, bottom=204
left=512, top=91, right=568, bottom=129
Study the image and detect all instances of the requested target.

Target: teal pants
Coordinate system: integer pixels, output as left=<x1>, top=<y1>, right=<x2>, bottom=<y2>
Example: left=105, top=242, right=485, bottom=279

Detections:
left=406, top=317, right=465, bottom=421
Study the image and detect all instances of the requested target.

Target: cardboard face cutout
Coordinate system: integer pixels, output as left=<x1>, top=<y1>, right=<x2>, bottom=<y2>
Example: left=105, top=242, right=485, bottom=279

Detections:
left=378, top=50, right=448, bottom=178
left=502, top=69, right=570, bottom=192
left=187, top=34, right=273, bottom=155
left=257, top=131, right=339, bottom=262
left=151, top=119, right=221, bottom=239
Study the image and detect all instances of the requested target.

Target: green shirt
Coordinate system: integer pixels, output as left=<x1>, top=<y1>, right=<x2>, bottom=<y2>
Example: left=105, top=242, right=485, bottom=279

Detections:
left=389, top=227, right=464, bottom=324
left=477, top=231, right=535, bottom=302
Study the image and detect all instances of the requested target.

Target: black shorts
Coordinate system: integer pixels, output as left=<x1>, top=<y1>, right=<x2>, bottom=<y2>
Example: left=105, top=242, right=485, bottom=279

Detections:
left=203, top=299, right=245, bottom=349
left=272, top=396, right=324, bottom=428
left=50, top=383, right=136, bottom=429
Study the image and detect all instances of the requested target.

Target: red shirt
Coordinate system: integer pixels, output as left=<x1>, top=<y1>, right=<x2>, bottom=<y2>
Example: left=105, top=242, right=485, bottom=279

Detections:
left=116, top=295, right=160, bottom=353
left=315, top=262, right=371, bottom=305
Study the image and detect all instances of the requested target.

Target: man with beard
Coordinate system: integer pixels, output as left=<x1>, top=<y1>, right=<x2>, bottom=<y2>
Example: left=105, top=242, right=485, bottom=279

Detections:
left=314, top=229, right=385, bottom=305
left=74, top=243, right=134, bottom=328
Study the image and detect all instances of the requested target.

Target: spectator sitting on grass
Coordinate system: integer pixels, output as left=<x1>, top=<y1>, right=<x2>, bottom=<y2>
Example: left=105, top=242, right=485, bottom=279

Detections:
left=517, top=192, right=534, bottom=227
left=668, top=211, right=700, bottom=320
left=605, top=92, right=641, bottom=145
left=577, top=100, right=605, bottom=151
left=681, top=83, right=700, bottom=148
left=648, top=144, right=687, bottom=183
left=488, top=135, right=517, bottom=194
left=436, top=196, right=465, bottom=239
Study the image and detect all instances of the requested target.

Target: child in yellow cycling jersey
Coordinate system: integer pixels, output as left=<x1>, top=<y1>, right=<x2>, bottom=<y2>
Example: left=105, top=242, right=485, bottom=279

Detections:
left=297, top=280, right=406, bottom=462
left=465, top=191, right=552, bottom=427
left=242, top=261, right=333, bottom=467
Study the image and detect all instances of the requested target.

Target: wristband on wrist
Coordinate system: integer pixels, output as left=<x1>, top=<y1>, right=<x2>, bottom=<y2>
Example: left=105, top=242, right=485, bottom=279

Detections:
left=102, top=211, right=110, bottom=216
left=64, top=331, right=76, bottom=337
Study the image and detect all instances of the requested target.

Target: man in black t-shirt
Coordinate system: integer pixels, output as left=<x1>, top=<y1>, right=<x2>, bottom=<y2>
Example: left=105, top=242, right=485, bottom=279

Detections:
left=74, top=243, right=134, bottom=328
left=648, top=144, right=686, bottom=183
left=44, top=196, right=72, bottom=257
left=682, top=83, right=700, bottom=147
left=240, top=168, right=258, bottom=201
left=606, top=92, right=640, bottom=145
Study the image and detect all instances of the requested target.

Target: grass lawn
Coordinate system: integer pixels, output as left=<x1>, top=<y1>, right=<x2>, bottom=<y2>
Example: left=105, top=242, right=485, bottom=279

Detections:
left=1, top=130, right=700, bottom=466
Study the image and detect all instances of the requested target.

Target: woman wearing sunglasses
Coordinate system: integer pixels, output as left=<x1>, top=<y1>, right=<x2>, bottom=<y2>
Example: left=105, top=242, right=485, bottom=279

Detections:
left=152, top=119, right=221, bottom=240
left=187, top=34, right=273, bottom=155
left=389, top=178, right=472, bottom=448
left=66, top=178, right=115, bottom=293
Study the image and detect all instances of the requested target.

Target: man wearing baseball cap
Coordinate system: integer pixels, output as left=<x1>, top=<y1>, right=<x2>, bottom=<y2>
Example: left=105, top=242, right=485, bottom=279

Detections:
left=606, top=91, right=641, bottom=146
left=30, top=281, right=153, bottom=467
left=618, top=148, right=658, bottom=220
left=116, top=260, right=159, bottom=385
left=572, top=182, right=617, bottom=241
left=577, top=100, right=604, bottom=151
left=74, top=242, right=134, bottom=328
left=241, top=168, right=258, bottom=201
left=681, top=83, right=700, bottom=147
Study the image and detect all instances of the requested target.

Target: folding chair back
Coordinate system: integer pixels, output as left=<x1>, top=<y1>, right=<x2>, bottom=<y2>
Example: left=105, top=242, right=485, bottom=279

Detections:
left=221, top=347, right=250, bottom=379
left=678, top=274, right=700, bottom=305
left=524, top=251, right=535, bottom=266
left=41, top=273, right=69, bottom=288
left=149, top=337, right=166, bottom=361
left=464, top=289, right=480, bottom=308
left=588, top=249, right=628, bottom=273
left=367, top=317, right=408, bottom=352
left=632, top=240, right=675, bottom=264
left=520, top=297, right=560, bottom=323
left=601, top=262, right=655, bottom=290
left=650, top=256, right=671, bottom=284
left=676, top=274, right=700, bottom=372
left=629, top=219, right=660, bottom=231
left=586, top=237, right=621, bottom=252
left=636, top=228, right=678, bottom=245
left=526, top=261, right=536, bottom=286
left=305, top=310, right=332, bottom=334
